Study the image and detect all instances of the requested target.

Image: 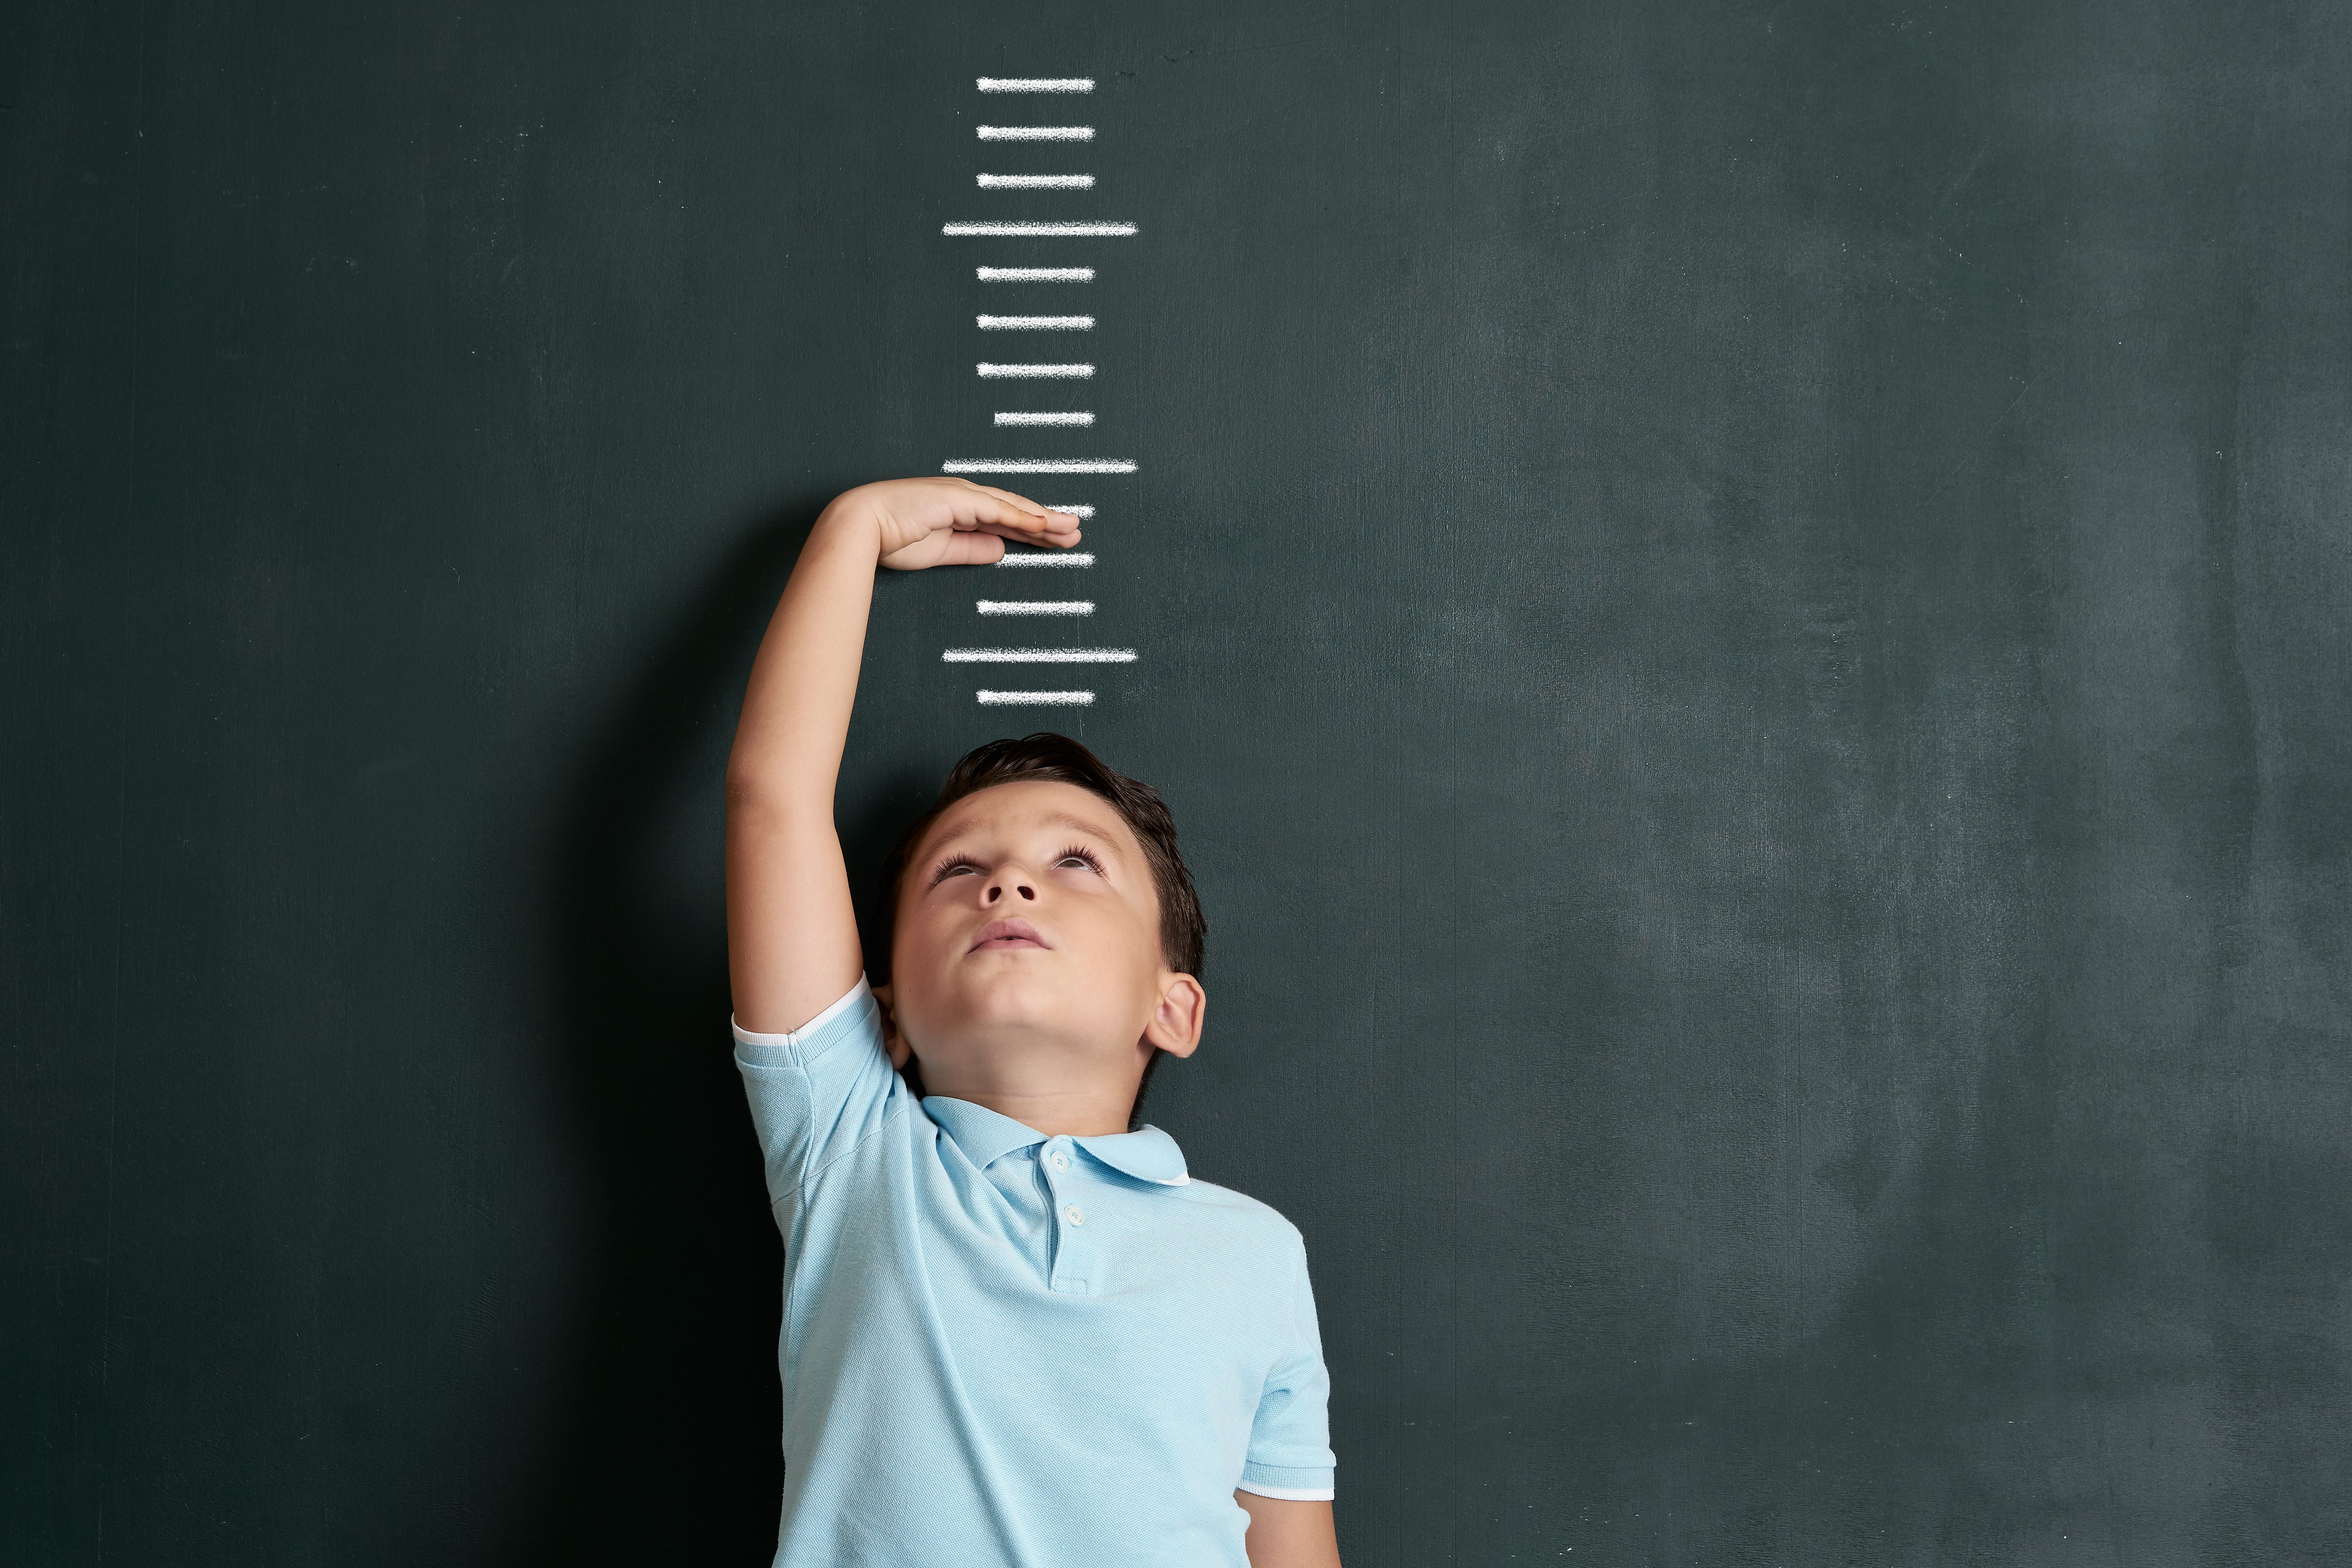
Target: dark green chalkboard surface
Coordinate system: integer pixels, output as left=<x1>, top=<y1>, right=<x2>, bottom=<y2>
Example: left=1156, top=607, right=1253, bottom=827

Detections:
left=8, top=2, right=2349, bottom=1562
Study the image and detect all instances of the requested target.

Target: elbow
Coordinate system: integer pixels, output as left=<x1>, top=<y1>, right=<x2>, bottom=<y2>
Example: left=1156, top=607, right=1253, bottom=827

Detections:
left=726, top=763, right=782, bottom=816
left=725, top=760, right=822, bottom=822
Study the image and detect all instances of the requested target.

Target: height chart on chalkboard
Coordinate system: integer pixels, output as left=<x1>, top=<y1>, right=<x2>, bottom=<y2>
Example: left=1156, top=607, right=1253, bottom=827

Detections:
left=942, top=75, right=1135, bottom=709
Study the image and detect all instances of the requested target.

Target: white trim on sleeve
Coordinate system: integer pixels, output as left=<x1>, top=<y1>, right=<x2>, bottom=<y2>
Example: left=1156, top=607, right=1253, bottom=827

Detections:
left=1235, top=1482, right=1335, bottom=1502
left=732, top=978, right=872, bottom=1047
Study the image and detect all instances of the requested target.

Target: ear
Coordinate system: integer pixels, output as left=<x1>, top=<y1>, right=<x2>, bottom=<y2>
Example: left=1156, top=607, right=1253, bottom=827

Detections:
left=871, top=983, right=912, bottom=1069
left=1143, top=973, right=1206, bottom=1059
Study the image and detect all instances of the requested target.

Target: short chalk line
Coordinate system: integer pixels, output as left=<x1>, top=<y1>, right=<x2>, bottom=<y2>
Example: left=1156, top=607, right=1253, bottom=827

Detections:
left=978, top=315, right=1093, bottom=330
left=943, top=221, right=1135, bottom=237
left=944, top=459, right=1135, bottom=474
left=977, top=125, right=1093, bottom=141
left=976, top=363, right=1092, bottom=379
left=1038, top=504, right=1093, bottom=518
left=995, top=411, right=1093, bottom=425
left=996, top=551, right=1094, bottom=567
left=978, top=690, right=1096, bottom=705
left=979, top=173, right=1093, bottom=189
left=979, top=266, right=1093, bottom=281
left=979, top=599, right=1094, bottom=615
left=946, top=647, right=1136, bottom=664
left=977, top=78, right=1094, bottom=93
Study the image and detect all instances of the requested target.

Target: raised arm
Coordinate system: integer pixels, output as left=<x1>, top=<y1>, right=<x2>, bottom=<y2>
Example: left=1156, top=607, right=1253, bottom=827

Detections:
left=725, top=478, right=1080, bottom=1035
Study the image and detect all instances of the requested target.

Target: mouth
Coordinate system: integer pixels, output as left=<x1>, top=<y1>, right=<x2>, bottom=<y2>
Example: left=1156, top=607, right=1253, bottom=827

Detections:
left=969, top=918, right=1051, bottom=953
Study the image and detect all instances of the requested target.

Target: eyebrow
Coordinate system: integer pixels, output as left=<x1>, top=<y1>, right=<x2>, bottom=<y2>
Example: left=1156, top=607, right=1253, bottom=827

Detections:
left=924, top=810, right=1130, bottom=861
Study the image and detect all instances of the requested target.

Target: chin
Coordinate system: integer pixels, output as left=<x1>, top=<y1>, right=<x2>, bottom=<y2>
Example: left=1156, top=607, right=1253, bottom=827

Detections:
left=905, top=958, right=1114, bottom=1056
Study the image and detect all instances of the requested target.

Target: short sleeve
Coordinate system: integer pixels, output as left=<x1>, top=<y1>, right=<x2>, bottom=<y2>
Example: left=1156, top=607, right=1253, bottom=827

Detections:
left=732, top=979, right=905, bottom=1207
left=1238, top=1233, right=1337, bottom=1501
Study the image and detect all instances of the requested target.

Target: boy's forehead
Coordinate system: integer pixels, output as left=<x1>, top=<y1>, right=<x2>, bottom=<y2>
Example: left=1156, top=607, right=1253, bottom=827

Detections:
left=919, top=780, right=1137, bottom=857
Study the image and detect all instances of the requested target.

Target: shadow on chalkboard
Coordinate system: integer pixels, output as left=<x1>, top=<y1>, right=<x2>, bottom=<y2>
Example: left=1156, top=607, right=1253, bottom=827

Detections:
left=499, top=493, right=926, bottom=1563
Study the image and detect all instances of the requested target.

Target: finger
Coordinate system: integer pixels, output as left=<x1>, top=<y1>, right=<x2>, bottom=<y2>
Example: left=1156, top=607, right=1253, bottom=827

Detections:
left=934, top=477, right=1045, bottom=522
left=976, top=518, right=1080, bottom=547
left=948, top=480, right=1056, bottom=528
left=937, top=531, right=1009, bottom=566
left=962, top=480, right=1050, bottom=518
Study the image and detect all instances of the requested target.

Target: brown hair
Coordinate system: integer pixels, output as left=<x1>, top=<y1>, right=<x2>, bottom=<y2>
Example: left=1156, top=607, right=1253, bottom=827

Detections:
left=882, top=733, right=1205, bottom=1130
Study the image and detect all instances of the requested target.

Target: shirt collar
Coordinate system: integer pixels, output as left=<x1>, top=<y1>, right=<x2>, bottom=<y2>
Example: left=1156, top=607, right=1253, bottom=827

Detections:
left=923, top=1096, right=1191, bottom=1187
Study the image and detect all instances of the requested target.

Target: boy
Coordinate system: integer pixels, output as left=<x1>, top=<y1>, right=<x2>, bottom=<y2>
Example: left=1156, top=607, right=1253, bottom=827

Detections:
left=725, top=478, right=1343, bottom=1568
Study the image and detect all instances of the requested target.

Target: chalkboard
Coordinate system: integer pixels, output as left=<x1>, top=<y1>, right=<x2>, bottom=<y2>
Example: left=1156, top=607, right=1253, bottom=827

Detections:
left=9, top=2, right=2349, bottom=1563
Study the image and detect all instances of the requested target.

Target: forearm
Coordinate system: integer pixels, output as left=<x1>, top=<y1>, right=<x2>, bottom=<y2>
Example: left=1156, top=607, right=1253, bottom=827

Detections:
left=725, top=499, right=883, bottom=1032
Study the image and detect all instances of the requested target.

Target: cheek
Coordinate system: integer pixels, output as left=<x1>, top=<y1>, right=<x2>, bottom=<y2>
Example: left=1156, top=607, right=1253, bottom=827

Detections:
left=888, top=913, right=943, bottom=988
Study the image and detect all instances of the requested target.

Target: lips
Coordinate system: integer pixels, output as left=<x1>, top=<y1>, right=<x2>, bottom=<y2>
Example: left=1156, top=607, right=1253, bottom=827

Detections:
left=969, top=918, right=1050, bottom=953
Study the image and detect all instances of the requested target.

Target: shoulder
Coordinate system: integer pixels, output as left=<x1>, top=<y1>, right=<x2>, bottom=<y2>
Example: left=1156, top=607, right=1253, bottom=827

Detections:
left=1168, top=1175, right=1309, bottom=1256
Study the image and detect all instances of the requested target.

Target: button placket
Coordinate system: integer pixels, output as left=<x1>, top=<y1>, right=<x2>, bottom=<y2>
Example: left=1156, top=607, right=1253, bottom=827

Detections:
left=1042, top=1137, right=1090, bottom=1294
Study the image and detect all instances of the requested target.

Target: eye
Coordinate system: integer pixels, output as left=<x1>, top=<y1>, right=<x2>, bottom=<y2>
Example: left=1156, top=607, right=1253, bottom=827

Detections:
left=927, top=853, right=985, bottom=888
left=1053, top=844, right=1105, bottom=874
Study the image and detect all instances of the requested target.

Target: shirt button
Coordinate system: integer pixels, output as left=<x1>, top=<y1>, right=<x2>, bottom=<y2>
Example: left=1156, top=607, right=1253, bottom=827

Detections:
left=1049, top=1153, right=1069, bottom=1171
left=1064, top=1204, right=1085, bottom=1226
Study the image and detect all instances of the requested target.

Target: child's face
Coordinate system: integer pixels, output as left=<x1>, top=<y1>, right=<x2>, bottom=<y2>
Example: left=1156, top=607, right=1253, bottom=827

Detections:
left=887, top=780, right=1194, bottom=1094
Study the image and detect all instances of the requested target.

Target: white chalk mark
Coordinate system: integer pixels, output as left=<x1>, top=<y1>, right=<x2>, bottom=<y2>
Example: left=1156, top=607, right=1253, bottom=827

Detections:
left=997, top=552, right=1094, bottom=567
left=1038, top=504, right=1093, bottom=518
left=978, top=315, right=1093, bottom=330
left=943, top=222, right=1136, bottom=237
left=946, top=648, right=1136, bottom=664
left=979, top=600, right=1094, bottom=615
left=978, top=690, right=1096, bottom=705
left=977, top=78, right=1094, bottom=93
left=976, top=363, right=1092, bottom=378
left=979, top=173, right=1094, bottom=189
left=977, top=126, right=1094, bottom=141
left=944, top=459, right=1135, bottom=474
left=995, top=411, right=1093, bottom=425
left=978, top=266, right=1094, bottom=281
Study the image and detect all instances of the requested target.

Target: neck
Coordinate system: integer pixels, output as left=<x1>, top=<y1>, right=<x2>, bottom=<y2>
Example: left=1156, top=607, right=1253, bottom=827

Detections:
left=917, top=1076, right=1137, bottom=1138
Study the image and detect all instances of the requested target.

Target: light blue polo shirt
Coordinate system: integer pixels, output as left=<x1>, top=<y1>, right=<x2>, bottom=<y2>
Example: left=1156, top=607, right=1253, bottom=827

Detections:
left=733, top=979, right=1336, bottom=1568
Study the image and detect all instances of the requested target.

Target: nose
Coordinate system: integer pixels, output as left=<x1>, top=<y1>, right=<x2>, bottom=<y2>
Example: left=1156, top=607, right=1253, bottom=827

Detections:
left=984, top=869, right=1037, bottom=904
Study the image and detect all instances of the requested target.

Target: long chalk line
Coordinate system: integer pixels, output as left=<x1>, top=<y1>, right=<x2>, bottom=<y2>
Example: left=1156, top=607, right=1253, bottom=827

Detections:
left=995, top=411, right=1093, bottom=425
left=945, top=648, right=1136, bottom=664
left=978, top=315, right=1093, bottom=330
left=979, top=267, right=1093, bottom=281
left=979, top=600, right=1094, bottom=615
left=977, top=78, right=1094, bottom=93
left=996, top=552, right=1095, bottom=567
left=944, top=222, right=1135, bottom=237
left=977, top=126, right=1093, bottom=141
left=978, top=690, right=1095, bottom=705
left=1039, top=504, right=1093, bottom=518
left=944, top=459, right=1135, bottom=474
left=977, top=362, right=1092, bottom=378
left=979, top=174, right=1094, bottom=189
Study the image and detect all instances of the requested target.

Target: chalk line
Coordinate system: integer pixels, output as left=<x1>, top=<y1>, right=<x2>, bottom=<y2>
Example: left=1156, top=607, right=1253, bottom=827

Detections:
left=977, top=126, right=1093, bottom=141
left=943, top=222, right=1135, bottom=237
left=978, top=315, right=1093, bottom=329
left=945, top=647, right=1136, bottom=663
left=995, top=411, right=1093, bottom=425
left=944, top=459, right=1135, bottom=474
left=1039, top=504, right=1093, bottom=518
left=979, top=599, right=1094, bottom=615
left=996, top=552, right=1094, bottom=567
left=979, top=266, right=1093, bottom=281
left=976, top=363, right=1092, bottom=378
left=978, top=690, right=1096, bottom=705
left=977, top=78, right=1094, bottom=93
left=979, top=174, right=1093, bottom=189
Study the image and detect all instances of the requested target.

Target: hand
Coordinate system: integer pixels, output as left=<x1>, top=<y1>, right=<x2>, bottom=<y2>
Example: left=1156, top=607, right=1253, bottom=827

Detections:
left=833, top=477, right=1082, bottom=571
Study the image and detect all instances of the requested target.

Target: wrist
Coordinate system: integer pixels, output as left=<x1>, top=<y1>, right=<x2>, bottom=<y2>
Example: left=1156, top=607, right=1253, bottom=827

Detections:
left=807, top=491, right=887, bottom=562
